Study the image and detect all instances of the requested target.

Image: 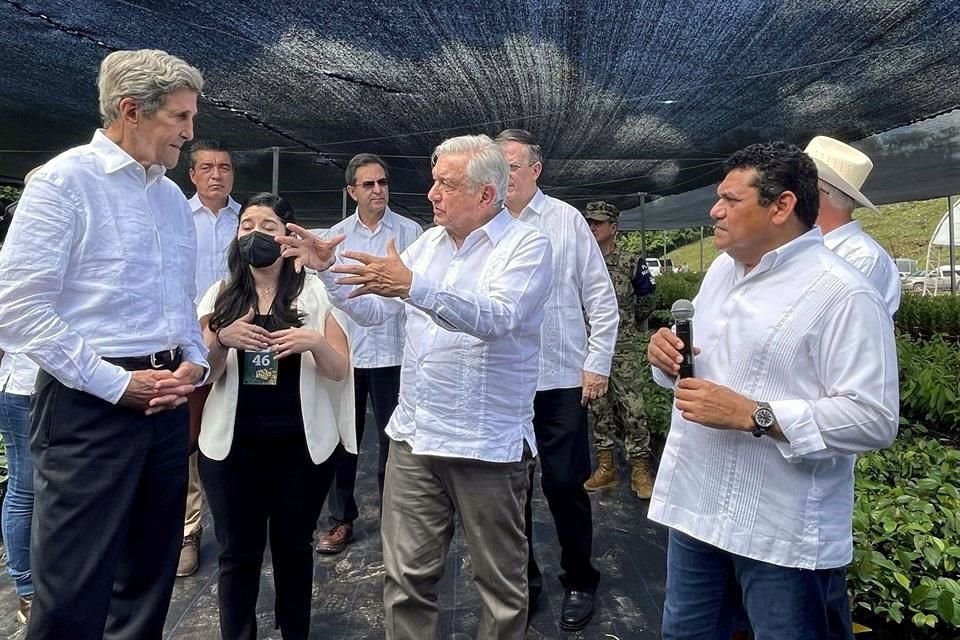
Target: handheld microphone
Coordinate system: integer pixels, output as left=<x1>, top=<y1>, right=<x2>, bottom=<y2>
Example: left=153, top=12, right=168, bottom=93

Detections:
left=670, top=299, right=696, bottom=379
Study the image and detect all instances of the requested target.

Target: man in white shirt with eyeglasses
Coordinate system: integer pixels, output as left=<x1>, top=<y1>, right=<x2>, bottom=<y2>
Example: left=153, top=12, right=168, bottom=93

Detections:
left=495, top=128, right=619, bottom=632
left=316, top=153, right=422, bottom=556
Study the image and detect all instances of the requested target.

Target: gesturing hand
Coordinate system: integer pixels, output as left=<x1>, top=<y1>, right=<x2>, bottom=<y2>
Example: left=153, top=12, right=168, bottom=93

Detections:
left=331, top=239, right=413, bottom=299
left=217, top=308, right=272, bottom=351
left=275, top=224, right=346, bottom=273
left=269, top=327, right=321, bottom=359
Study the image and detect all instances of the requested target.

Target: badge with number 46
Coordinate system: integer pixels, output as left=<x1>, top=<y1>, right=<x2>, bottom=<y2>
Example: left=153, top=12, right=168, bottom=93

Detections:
left=244, top=349, right=278, bottom=385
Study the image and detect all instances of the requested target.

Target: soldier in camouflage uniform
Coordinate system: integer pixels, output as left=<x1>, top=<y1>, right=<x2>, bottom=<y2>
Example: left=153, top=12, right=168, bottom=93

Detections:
left=581, top=201, right=657, bottom=499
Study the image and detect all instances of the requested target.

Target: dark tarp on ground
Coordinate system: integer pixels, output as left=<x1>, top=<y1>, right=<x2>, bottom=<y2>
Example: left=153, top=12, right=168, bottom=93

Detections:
left=621, top=109, right=960, bottom=230
left=1, top=1, right=959, bottom=230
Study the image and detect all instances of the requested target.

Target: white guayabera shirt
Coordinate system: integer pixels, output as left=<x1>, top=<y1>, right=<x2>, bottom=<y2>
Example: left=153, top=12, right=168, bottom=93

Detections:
left=513, top=189, right=618, bottom=390
left=823, top=220, right=901, bottom=316
left=190, top=193, right=240, bottom=305
left=319, top=209, right=553, bottom=463
left=649, top=229, right=899, bottom=570
left=324, top=207, right=423, bottom=369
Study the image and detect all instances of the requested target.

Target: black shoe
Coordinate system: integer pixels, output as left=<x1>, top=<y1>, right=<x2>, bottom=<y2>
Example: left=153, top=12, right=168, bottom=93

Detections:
left=559, top=589, right=595, bottom=631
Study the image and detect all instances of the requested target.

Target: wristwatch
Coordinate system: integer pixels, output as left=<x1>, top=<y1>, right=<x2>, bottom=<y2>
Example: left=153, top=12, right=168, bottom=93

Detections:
left=751, top=401, right=776, bottom=438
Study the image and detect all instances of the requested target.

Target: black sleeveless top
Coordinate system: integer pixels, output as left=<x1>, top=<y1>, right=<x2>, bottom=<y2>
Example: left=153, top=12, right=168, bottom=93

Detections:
left=235, top=313, right=303, bottom=439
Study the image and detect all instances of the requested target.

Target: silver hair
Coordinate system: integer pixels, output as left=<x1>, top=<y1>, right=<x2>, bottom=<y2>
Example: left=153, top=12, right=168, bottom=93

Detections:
left=98, top=49, right=204, bottom=126
left=818, top=179, right=856, bottom=214
left=431, top=135, right=509, bottom=212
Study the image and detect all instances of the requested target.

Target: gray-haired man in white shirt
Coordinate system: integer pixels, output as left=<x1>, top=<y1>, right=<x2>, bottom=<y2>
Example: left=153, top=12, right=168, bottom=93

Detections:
left=647, top=142, right=898, bottom=640
left=0, top=49, right=208, bottom=639
left=277, top=134, right=553, bottom=640
left=495, top=128, right=619, bottom=631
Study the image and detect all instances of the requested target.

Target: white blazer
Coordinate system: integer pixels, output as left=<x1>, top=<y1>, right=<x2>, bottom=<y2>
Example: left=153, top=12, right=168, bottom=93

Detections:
left=197, top=274, right=357, bottom=463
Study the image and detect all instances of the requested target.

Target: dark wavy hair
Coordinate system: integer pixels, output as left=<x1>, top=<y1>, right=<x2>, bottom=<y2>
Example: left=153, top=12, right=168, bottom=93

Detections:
left=208, top=193, right=305, bottom=332
left=722, top=141, right=819, bottom=229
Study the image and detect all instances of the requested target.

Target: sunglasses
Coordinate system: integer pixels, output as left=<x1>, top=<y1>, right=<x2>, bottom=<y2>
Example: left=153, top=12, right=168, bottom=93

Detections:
left=355, top=178, right=389, bottom=191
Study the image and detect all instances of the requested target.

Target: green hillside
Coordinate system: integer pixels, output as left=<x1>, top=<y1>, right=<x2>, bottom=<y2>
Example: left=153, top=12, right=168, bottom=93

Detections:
left=666, top=198, right=953, bottom=272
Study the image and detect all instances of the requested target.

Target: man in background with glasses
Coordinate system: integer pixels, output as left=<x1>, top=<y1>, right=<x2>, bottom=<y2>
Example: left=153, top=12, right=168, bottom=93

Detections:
left=495, top=128, right=618, bottom=632
left=316, top=153, right=422, bottom=555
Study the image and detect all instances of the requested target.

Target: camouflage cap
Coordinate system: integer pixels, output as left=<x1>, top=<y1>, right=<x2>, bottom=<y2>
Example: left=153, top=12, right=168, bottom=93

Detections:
left=583, top=200, right=619, bottom=222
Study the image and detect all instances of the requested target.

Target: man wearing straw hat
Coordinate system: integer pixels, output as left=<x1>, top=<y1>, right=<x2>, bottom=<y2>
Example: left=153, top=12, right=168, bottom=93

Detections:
left=804, top=136, right=900, bottom=315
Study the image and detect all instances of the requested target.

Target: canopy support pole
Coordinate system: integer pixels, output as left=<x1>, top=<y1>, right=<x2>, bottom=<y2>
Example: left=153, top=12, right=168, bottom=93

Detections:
left=699, top=225, right=704, bottom=272
left=638, top=193, right=646, bottom=258
left=950, top=195, right=956, bottom=295
left=342, top=188, right=348, bottom=220
left=271, top=146, right=280, bottom=195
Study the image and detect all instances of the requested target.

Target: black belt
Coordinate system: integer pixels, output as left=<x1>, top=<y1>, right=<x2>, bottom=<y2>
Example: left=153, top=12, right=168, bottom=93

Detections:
left=104, top=347, right=183, bottom=372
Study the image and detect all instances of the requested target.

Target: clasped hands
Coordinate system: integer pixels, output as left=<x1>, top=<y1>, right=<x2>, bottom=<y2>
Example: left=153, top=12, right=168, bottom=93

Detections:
left=274, top=225, right=412, bottom=298
left=216, top=308, right=321, bottom=359
left=647, top=327, right=755, bottom=433
left=120, top=361, right=204, bottom=416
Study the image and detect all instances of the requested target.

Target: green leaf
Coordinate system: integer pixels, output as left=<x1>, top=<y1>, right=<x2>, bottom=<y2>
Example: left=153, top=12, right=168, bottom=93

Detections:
left=911, top=584, right=932, bottom=607
left=894, top=572, right=911, bottom=589
left=938, top=590, right=956, bottom=622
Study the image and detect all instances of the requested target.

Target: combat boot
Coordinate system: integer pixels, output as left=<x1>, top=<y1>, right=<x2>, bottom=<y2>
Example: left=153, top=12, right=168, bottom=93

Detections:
left=584, top=449, right=619, bottom=492
left=630, top=457, right=655, bottom=499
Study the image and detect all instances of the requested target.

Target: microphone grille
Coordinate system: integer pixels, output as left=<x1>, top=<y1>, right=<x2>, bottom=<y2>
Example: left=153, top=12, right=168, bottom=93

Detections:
left=670, top=299, right=695, bottom=321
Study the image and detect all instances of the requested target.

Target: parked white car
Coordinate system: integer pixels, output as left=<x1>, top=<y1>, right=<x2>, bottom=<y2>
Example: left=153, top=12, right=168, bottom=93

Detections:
left=646, top=258, right=674, bottom=280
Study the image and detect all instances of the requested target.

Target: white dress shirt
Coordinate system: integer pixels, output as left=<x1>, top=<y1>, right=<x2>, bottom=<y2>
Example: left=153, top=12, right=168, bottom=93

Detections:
left=0, top=353, right=39, bottom=396
left=649, top=229, right=899, bottom=570
left=190, top=193, right=240, bottom=304
left=319, top=209, right=553, bottom=463
left=823, top=220, right=901, bottom=315
left=514, top=190, right=618, bottom=390
left=0, top=130, right=208, bottom=404
left=324, top=207, right=423, bottom=368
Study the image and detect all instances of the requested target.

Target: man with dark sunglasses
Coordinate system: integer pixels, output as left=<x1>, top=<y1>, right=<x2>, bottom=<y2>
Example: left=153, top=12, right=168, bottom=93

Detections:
left=316, top=153, right=422, bottom=555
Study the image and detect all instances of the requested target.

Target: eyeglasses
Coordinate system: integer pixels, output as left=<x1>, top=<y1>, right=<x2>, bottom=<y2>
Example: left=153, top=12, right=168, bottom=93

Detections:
left=355, top=178, right=389, bottom=190
left=508, top=162, right=536, bottom=173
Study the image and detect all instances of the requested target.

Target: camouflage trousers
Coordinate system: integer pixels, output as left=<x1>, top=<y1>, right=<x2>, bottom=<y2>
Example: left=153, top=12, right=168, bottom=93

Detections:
left=589, top=348, right=651, bottom=460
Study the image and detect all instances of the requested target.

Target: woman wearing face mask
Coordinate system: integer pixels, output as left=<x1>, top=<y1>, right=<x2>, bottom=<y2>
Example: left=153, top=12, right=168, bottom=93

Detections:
left=196, top=193, right=355, bottom=640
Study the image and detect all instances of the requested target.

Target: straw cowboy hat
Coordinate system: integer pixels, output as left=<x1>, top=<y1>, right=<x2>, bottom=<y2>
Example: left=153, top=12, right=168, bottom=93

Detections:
left=804, top=136, right=878, bottom=212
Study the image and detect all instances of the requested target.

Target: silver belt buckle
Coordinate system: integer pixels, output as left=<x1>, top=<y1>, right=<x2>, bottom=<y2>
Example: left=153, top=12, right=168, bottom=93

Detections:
left=149, top=352, right=162, bottom=369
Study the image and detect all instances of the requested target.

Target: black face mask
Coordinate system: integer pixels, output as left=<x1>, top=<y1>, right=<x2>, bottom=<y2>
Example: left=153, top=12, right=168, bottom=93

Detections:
left=238, top=231, right=282, bottom=268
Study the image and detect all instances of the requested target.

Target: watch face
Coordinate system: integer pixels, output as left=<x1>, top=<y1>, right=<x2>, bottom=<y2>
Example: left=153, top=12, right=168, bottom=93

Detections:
left=755, top=408, right=775, bottom=429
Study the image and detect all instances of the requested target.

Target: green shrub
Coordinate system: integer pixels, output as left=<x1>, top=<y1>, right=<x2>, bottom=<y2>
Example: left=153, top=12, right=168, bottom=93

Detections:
left=897, top=294, right=960, bottom=341
left=897, top=334, right=960, bottom=437
left=652, top=272, right=704, bottom=312
left=851, top=432, right=960, bottom=634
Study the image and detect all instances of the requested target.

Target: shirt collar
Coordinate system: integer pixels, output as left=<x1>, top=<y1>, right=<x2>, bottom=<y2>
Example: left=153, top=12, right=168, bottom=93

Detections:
left=735, top=227, right=825, bottom=281
left=189, top=193, right=241, bottom=216
left=352, top=207, right=396, bottom=233
left=89, top=129, right=167, bottom=185
left=821, top=220, right=862, bottom=251
left=443, top=208, right=514, bottom=250
left=521, top=189, right=548, bottom=216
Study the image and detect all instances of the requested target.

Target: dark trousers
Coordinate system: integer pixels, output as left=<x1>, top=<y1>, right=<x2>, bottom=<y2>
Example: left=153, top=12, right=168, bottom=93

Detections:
left=526, top=386, right=601, bottom=594
left=326, top=365, right=400, bottom=524
left=27, top=371, right=189, bottom=640
left=200, top=432, right=335, bottom=640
